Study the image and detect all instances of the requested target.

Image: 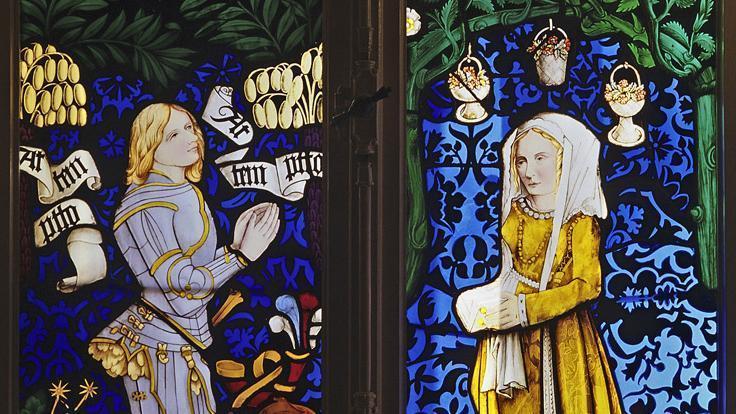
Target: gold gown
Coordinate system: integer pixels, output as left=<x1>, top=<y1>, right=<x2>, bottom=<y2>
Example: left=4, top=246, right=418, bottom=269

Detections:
left=471, top=201, right=623, bottom=413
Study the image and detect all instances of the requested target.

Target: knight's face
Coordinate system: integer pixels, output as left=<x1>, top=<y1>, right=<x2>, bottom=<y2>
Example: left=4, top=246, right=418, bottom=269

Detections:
left=154, top=109, right=201, bottom=168
left=514, top=130, right=560, bottom=198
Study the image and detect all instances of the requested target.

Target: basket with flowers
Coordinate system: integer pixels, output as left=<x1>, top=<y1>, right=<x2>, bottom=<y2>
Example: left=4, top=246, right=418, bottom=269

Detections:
left=447, top=44, right=491, bottom=123
left=605, top=62, right=647, bottom=147
left=528, top=19, right=570, bottom=86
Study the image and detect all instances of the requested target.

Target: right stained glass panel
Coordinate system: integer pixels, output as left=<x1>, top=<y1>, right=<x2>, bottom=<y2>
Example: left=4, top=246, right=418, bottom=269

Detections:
left=405, top=1, right=720, bottom=413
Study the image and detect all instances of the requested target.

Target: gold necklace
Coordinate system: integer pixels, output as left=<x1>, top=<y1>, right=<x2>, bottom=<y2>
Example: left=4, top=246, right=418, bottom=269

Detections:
left=516, top=218, right=552, bottom=265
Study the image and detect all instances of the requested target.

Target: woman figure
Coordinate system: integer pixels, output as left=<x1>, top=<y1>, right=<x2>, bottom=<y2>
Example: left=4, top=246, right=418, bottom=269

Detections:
left=455, top=113, right=622, bottom=413
left=89, top=103, right=279, bottom=413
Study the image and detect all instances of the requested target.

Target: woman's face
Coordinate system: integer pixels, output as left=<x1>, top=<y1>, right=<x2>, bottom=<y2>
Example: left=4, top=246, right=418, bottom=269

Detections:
left=154, top=109, right=200, bottom=168
left=514, top=130, right=560, bottom=197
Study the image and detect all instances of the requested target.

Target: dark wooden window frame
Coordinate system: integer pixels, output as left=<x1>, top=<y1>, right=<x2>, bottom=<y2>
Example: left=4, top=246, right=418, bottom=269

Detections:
left=2, top=0, right=735, bottom=413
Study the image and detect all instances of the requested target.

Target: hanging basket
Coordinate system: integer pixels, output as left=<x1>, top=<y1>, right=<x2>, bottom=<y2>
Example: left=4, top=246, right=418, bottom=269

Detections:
left=448, top=44, right=491, bottom=123
left=528, top=19, right=570, bottom=86
left=604, top=61, right=647, bottom=147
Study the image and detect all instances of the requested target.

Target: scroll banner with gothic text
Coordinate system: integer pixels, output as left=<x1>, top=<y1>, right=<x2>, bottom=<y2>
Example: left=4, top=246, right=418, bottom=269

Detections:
left=217, top=151, right=322, bottom=201
left=20, top=146, right=106, bottom=292
left=203, top=85, right=254, bottom=146
left=19, top=146, right=101, bottom=204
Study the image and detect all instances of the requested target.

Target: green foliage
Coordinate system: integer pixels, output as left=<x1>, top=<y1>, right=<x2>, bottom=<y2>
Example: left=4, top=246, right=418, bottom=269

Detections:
left=441, top=0, right=459, bottom=30
left=628, top=43, right=655, bottom=67
left=661, top=21, right=689, bottom=45
left=674, top=0, right=697, bottom=8
left=616, top=0, right=640, bottom=13
left=693, top=32, right=715, bottom=60
left=20, top=391, right=47, bottom=414
left=468, top=0, right=496, bottom=13
left=693, top=0, right=714, bottom=32
left=180, top=0, right=321, bottom=61
left=21, top=0, right=194, bottom=86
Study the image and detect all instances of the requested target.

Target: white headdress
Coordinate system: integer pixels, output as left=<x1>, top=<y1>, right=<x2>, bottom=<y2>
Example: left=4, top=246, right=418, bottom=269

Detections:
left=502, top=112, right=607, bottom=291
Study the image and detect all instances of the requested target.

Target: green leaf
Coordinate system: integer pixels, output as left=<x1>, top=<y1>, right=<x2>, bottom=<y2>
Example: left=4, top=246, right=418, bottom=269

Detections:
left=661, top=21, right=689, bottom=46
left=282, top=0, right=307, bottom=18
left=276, top=11, right=295, bottom=42
left=22, top=22, right=44, bottom=39
left=52, top=16, right=87, bottom=32
left=219, top=20, right=261, bottom=32
left=20, top=0, right=44, bottom=22
left=136, top=16, right=162, bottom=45
left=100, top=12, right=126, bottom=39
left=232, top=37, right=274, bottom=50
left=616, top=0, right=639, bottom=12
left=180, top=0, right=209, bottom=12
left=182, top=2, right=225, bottom=19
left=468, top=0, right=495, bottom=13
left=86, top=44, right=108, bottom=66
left=673, top=0, right=696, bottom=7
left=80, top=15, right=107, bottom=39
left=147, top=30, right=178, bottom=49
left=220, top=5, right=245, bottom=20
left=284, top=25, right=306, bottom=52
left=73, top=0, right=108, bottom=11
left=245, top=51, right=277, bottom=61
left=119, top=14, right=155, bottom=39
left=104, top=43, right=126, bottom=62
left=440, top=0, right=458, bottom=29
left=693, top=0, right=714, bottom=32
left=194, top=20, right=221, bottom=38
left=631, top=13, right=643, bottom=33
left=264, top=0, right=279, bottom=27
left=581, top=16, right=613, bottom=36
left=50, top=0, right=80, bottom=19
left=693, top=31, right=715, bottom=60
left=59, top=26, right=83, bottom=43
left=628, top=43, right=655, bottom=68
left=312, top=13, right=322, bottom=41
left=209, top=32, right=245, bottom=43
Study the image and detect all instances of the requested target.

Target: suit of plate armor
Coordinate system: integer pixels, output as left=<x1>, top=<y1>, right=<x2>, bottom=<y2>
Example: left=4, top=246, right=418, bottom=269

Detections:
left=89, top=171, right=247, bottom=413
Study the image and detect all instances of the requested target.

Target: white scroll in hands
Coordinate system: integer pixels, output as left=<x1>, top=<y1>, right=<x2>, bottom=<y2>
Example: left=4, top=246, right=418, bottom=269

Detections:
left=232, top=202, right=280, bottom=261
left=455, top=282, right=519, bottom=333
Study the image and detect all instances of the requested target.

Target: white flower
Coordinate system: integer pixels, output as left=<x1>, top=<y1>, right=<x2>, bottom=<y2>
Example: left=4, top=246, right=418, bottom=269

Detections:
left=406, top=8, right=421, bottom=36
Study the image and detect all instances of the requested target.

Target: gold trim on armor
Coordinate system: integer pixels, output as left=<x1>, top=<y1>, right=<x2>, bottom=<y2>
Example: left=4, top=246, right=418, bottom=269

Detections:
left=156, top=343, right=169, bottom=364
left=113, top=201, right=179, bottom=230
left=139, top=298, right=208, bottom=350
left=151, top=249, right=182, bottom=275
left=165, top=256, right=214, bottom=300
left=123, top=180, right=188, bottom=199
left=184, top=185, right=209, bottom=257
left=142, top=343, right=167, bottom=413
left=88, top=337, right=149, bottom=380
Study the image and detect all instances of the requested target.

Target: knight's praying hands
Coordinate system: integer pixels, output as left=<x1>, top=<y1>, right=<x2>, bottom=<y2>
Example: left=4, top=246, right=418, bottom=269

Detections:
left=232, top=202, right=280, bottom=261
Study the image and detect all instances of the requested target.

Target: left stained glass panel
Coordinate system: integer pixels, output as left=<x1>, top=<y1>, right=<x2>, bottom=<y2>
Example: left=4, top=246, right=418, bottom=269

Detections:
left=18, top=1, right=323, bottom=412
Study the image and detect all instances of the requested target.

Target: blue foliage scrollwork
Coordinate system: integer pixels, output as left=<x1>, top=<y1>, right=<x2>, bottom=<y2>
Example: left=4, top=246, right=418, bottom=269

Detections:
left=408, top=22, right=715, bottom=414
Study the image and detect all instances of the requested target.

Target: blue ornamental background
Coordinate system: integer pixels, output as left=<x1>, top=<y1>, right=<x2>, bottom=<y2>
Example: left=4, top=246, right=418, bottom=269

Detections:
left=19, top=53, right=322, bottom=412
left=406, top=22, right=717, bottom=414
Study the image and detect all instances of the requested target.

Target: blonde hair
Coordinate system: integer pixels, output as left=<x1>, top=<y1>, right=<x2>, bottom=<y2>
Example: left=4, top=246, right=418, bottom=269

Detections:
left=125, top=103, right=205, bottom=185
left=510, top=127, right=563, bottom=192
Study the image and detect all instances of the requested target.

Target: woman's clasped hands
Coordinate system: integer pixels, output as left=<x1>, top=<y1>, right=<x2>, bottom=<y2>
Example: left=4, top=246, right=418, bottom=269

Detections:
left=480, top=291, right=521, bottom=331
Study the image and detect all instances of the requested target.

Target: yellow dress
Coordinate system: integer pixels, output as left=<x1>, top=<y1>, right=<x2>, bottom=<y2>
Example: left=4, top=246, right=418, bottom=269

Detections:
left=470, top=201, right=623, bottom=413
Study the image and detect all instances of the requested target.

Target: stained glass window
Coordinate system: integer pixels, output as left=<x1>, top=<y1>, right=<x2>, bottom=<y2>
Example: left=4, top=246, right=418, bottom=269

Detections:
left=18, top=1, right=323, bottom=412
left=406, top=2, right=719, bottom=413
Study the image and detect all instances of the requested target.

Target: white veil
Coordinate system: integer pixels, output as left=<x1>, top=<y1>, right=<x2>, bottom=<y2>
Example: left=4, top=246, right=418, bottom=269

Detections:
left=455, top=112, right=607, bottom=405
